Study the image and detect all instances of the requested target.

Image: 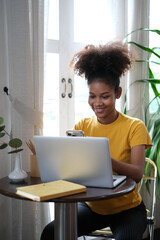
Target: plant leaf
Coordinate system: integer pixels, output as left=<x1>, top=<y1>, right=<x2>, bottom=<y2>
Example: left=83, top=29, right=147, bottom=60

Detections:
left=157, top=175, right=160, bottom=196
left=145, top=94, right=160, bottom=112
left=123, top=28, right=160, bottom=43
left=0, top=117, right=4, bottom=125
left=0, top=143, right=8, bottom=149
left=128, top=41, right=160, bottom=59
left=136, top=78, right=160, bottom=84
left=156, top=149, right=160, bottom=177
left=136, top=60, right=160, bottom=65
left=9, top=138, right=22, bottom=148
left=0, top=132, right=5, bottom=138
left=124, top=27, right=160, bottom=195
left=8, top=148, right=23, bottom=154
left=149, top=68, right=154, bottom=78
left=0, top=125, right=5, bottom=132
left=144, top=162, right=152, bottom=178
left=145, top=147, right=151, bottom=158
left=142, top=28, right=160, bottom=35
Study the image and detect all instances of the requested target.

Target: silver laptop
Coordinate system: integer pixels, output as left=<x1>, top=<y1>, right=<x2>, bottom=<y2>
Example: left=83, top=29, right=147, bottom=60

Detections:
left=33, top=136, right=126, bottom=188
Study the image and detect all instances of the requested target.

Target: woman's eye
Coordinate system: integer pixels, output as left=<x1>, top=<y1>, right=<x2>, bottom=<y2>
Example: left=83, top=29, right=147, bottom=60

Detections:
left=89, top=95, right=95, bottom=99
left=102, top=95, right=109, bottom=99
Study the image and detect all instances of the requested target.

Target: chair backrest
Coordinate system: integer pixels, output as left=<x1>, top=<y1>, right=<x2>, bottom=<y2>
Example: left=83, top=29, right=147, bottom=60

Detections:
left=141, top=158, right=157, bottom=221
left=86, top=158, right=157, bottom=240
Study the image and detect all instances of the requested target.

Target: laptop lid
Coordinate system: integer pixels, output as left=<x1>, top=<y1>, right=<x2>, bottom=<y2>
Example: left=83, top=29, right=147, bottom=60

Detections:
left=33, top=136, right=126, bottom=188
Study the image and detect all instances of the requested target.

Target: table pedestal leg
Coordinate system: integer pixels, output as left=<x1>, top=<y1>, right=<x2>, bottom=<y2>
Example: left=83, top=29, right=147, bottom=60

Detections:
left=54, top=202, right=78, bottom=240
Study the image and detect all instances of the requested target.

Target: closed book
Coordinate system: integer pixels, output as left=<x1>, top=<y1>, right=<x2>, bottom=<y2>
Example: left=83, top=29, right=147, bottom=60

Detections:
left=16, top=180, right=86, bottom=201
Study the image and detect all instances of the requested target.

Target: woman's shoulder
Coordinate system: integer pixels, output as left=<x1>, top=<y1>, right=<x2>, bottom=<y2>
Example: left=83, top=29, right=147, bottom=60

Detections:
left=118, top=113, right=149, bottom=136
left=119, top=112, right=144, bottom=125
left=74, top=116, right=96, bottom=130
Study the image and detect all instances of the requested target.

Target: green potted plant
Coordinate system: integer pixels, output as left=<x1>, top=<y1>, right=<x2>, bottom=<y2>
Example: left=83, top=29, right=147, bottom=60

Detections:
left=0, top=116, right=27, bottom=182
left=0, top=116, right=23, bottom=153
left=123, top=28, right=160, bottom=195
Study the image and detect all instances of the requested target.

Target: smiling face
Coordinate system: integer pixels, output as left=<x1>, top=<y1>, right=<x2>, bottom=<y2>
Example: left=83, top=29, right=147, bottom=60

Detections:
left=88, top=79, right=122, bottom=124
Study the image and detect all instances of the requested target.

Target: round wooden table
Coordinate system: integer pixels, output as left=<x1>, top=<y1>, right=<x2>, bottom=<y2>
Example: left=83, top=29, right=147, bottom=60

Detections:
left=0, top=174, right=136, bottom=240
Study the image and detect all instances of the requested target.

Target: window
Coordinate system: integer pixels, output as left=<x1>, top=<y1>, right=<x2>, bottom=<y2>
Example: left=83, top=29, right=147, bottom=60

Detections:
left=43, top=0, right=120, bottom=136
left=74, top=0, right=113, bottom=44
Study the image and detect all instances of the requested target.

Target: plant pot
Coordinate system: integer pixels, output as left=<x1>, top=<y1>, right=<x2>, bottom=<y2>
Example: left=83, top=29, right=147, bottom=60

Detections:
left=8, top=153, right=28, bottom=183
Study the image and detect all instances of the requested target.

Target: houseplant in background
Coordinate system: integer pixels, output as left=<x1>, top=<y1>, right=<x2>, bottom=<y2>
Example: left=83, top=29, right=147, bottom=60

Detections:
left=0, top=116, right=28, bottom=182
left=123, top=28, right=160, bottom=195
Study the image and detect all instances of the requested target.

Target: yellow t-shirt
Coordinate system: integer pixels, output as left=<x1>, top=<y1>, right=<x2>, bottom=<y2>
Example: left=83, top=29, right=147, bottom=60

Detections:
left=74, top=112, right=152, bottom=215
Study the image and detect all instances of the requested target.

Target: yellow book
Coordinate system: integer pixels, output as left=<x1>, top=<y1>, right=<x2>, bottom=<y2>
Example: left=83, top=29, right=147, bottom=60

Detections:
left=16, top=180, right=86, bottom=201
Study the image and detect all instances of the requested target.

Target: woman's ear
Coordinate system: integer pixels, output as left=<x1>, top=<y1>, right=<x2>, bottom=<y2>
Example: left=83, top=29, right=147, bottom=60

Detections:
left=116, top=87, right=122, bottom=99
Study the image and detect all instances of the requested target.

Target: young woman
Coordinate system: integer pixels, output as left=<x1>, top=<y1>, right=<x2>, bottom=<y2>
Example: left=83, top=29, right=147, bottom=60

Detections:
left=41, top=42, right=152, bottom=240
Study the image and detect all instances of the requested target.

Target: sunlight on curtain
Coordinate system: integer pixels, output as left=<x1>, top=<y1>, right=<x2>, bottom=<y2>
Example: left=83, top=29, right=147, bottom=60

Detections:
left=0, top=0, right=50, bottom=239
left=125, top=0, right=150, bottom=120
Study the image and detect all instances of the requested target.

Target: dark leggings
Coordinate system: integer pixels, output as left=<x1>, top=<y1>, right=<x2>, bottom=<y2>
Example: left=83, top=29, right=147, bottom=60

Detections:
left=41, top=201, right=147, bottom=240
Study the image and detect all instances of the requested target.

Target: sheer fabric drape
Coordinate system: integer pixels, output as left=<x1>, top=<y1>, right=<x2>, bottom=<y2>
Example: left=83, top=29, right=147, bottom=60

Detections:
left=110, top=0, right=150, bottom=120
left=0, top=0, right=50, bottom=239
left=124, top=0, right=150, bottom=120
left=0, top=0, right=150, bottom=239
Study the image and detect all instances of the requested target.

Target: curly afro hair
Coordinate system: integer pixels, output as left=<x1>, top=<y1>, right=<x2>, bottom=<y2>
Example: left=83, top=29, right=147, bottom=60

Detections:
left=69, top=41, right=136, bottom=92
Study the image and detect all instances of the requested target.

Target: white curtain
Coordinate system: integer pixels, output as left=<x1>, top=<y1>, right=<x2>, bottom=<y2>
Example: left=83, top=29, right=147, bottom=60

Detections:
left=0, top=0, right=50, bottom=239
left=110, top=0, right=150, bottom=121
left=0, top=0, right=151, bottom=239
left=92, top=0, right=150, bottom=121
left=124, top=0, right=150, bottom=121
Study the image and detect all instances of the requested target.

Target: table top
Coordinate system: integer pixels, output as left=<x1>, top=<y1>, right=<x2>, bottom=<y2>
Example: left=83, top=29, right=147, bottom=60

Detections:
left=0, top=174, right=136, bottom=203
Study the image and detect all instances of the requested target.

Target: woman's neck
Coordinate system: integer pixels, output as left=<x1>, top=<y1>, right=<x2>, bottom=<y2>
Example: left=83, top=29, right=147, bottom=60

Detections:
left=97, top=110, right=119, bottom=125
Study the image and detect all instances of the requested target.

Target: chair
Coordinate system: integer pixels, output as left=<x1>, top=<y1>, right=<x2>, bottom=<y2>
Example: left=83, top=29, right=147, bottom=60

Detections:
left=84, top=158, right=157, bottom=240
left=142, top=158, right=157, bottom=240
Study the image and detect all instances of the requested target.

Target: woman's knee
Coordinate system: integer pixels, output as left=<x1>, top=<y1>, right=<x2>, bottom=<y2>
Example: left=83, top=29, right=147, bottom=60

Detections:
left=112, top=224, right=144, bottom=240
left=115, top=231, right=143, bottom=240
